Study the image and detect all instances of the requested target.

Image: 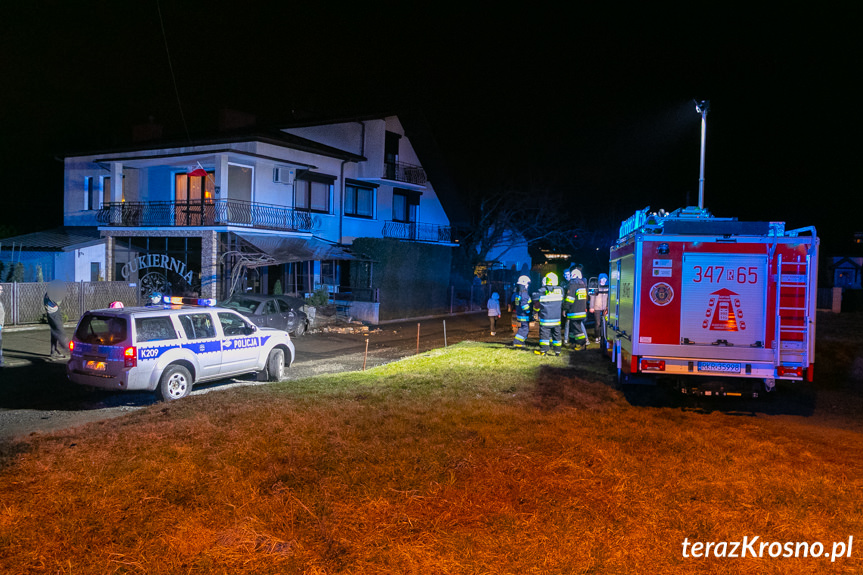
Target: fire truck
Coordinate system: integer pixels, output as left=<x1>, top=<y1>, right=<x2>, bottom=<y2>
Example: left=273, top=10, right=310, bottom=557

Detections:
left=606, top=206, right=819, bottom=396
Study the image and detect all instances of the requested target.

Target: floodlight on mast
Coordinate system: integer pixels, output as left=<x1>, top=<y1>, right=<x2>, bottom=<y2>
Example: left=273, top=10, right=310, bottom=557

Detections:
left=695, top=99, right=710, bottom=209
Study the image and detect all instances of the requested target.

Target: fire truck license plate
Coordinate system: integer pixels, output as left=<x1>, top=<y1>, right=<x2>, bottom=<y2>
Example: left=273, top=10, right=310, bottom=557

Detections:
left=698, top=361, right=741, bottom=373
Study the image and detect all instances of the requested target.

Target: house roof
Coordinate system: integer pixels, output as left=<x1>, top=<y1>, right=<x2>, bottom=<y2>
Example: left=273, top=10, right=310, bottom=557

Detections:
left=62, top=128, right=366, bottom=163
left=0, top=227, right=103, bottom=253
left=274, top=110, right=470, bottom=226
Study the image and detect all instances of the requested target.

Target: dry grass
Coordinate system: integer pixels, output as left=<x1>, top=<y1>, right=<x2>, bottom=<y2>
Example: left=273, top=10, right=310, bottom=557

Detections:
left=1, top=324, right=863, bottom=574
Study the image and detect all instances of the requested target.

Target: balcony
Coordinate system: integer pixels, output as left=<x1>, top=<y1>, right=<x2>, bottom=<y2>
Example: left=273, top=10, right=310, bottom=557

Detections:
left=97, top=200, right=314, bottom=232
left=382, top=221, right=452, bottom=243
left=384, top=161, right=427, bottom=185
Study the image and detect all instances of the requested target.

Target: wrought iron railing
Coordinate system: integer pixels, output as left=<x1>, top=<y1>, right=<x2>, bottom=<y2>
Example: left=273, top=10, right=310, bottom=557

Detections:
left=97, top=200, right=315, bottom=232
left=382, top=221, right=452, bottom=243
left=383, top=161, right=427, bottom=185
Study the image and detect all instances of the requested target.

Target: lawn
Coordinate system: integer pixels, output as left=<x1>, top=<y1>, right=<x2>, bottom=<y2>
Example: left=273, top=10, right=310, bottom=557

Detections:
left=1, top=315, right=862, bottom=574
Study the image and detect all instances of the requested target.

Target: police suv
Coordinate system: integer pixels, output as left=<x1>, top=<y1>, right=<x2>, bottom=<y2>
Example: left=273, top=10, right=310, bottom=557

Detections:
left=67, top=297, right=295, bottom=401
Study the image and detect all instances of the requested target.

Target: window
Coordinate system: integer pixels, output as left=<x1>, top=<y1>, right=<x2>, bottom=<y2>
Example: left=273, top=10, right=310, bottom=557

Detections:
left=179, top=313, right=216, bottom=340
left=74, top=315, right=127, bottom=345
left=393, top=189, right=419, bottom=223
left=218, top=312, right=251, bottom=337
left=90, top=262, right=100, bottom=282
left=102, top=176, right=126, bottom=204
left=85, top=177, right=98, bottom=210
left=262, top=300, right=278, bottom=316
left=135, top=317, right=176, bottom=342
left=175, top=172, right=215, bottom=203
left=295, top=172, right=334, bottom=213
left=345, top=183, right=375, bottom=218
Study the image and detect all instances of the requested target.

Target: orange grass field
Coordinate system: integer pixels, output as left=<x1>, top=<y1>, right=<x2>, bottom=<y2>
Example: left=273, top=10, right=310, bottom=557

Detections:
left=1, top=312, right=862, bottom=574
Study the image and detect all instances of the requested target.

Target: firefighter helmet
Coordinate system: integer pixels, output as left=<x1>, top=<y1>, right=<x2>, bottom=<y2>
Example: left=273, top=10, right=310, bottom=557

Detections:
left=517, top=275, right=530, bottom=286
left=571, top=267, right=583, bottom=280
left=543, top=272, right=559, bottom=286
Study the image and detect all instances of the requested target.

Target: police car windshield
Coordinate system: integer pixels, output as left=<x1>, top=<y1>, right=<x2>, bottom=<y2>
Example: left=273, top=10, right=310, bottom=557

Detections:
left=75, top=315, right=128, bottom=345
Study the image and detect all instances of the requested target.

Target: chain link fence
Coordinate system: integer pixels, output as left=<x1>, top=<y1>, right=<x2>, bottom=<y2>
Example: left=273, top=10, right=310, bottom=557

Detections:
left=0, top=282, right=139, bottom=326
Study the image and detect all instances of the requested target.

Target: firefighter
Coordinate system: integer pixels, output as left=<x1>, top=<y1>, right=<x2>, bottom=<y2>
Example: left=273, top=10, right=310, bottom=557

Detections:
left=532, top=272, right=564, bottom=356
left=511, top=275, right=532, bottom=348
left=561, top=267, right=572, bottom=343
left=590, top=273, right=609, bottom=343
left=564, top=265, right=589, bottom=349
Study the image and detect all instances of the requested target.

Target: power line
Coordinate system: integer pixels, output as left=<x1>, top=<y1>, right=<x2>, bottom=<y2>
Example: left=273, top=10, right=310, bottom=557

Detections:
left=156, top=0, right=191, bottom=143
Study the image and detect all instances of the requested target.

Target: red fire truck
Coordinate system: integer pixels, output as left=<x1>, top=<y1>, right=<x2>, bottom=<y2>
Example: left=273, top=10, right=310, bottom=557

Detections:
left=606, top=206, right=819, bottom=396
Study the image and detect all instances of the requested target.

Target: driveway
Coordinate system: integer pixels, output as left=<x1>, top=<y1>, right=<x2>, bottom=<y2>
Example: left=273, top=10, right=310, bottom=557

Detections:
left=0, top=312, right=503, bottom=441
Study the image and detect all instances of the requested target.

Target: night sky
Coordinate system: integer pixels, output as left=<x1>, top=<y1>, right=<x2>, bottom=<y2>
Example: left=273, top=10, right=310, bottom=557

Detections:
left=1, top=3, right=858, bottom=256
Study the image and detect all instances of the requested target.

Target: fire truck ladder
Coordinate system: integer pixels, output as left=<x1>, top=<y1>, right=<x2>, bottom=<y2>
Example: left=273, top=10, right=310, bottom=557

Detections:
left=774, top=253, right=811, bottom=369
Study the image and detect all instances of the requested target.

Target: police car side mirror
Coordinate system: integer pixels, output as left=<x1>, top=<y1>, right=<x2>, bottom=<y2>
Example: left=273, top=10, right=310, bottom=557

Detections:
left=243, top=324, right=257, bottom=335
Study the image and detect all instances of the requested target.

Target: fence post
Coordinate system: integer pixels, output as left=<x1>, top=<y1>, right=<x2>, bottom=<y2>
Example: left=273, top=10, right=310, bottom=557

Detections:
left=80, top=280, right=85, bottom=318
left=12, top=282, right=18, bottom=325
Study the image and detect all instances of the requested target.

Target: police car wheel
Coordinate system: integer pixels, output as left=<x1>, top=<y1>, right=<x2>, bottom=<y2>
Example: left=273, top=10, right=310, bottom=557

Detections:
left=156, top=365, right=192, bottom=401
left=264, top=349, right=285, bottom=382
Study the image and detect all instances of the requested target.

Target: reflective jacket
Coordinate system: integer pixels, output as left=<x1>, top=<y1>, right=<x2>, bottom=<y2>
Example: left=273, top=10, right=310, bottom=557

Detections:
left=564, top=277, right=588, bottom=320
left=513, top=286, right=532, bottom=322
left=532, top=285, right=564, bottom=326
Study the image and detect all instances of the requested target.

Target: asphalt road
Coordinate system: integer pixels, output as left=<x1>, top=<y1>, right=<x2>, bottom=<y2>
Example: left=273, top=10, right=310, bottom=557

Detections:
left=0, top=312, right=510, bottom=441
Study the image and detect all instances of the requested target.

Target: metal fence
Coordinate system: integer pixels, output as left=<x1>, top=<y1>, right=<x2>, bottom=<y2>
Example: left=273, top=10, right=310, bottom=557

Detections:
left=97, top=200, right=315, bottom=232
left=0, top=281, right=139, bottom=326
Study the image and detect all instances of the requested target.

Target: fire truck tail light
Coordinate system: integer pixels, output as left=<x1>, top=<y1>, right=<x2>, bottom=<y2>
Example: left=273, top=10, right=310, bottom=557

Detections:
left=776, top=365, right=803, bottom=378
left=640, top=359, right=666, bottom=372
left=124, top=346, right=137, bottom=368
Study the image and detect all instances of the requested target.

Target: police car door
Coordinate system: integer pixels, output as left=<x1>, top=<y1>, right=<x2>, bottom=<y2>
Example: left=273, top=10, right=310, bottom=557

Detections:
left=217, top=311, right=260, bottom=374
left=178, top=312, right=222, bottom=379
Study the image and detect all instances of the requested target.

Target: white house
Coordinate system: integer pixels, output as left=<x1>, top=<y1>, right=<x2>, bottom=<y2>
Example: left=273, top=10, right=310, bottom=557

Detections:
left=59, top=114, right=459, bottom=314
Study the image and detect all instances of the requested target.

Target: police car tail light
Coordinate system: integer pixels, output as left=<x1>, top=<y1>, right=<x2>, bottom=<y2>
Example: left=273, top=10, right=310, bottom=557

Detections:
left=69, top=341, right=75, bottom=353
left=124, top=346, right=137, bottom=368
left=640, top=358, right=666, bottom=372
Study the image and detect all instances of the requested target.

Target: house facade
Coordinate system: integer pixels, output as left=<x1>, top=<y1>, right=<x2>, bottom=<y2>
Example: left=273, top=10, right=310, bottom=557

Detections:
left=61, top=115, right=458, bottom=317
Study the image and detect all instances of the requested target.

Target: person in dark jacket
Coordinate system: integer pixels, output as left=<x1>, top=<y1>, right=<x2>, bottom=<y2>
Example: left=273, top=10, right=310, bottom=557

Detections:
left=590, top=273, right=610, bottom=343
left=44, top=292, right=67, bottom=358
left=532, top=272, right=564, bottom=356
left=564, top=265, right=589, bottom=349
left=0, top=284, right=6, bottom=367
left=511, top=275, right=532, bottom=348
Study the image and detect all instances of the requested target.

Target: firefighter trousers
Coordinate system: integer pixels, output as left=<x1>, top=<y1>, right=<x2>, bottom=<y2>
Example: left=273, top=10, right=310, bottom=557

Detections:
left=565, top=318, right=588, bottom=347
left=539, top=324, right=562, bottom=353
left=512, top=320, right=530, bottom=347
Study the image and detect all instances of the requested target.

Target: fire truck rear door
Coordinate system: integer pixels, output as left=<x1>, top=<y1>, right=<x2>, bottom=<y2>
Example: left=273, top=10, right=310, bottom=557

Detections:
left=679, top=253, right=768, bottom=348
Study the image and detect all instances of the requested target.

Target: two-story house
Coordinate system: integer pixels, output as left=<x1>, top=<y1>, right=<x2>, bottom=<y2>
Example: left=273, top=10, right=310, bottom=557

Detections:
left=59, top=114, right=460, bottom=320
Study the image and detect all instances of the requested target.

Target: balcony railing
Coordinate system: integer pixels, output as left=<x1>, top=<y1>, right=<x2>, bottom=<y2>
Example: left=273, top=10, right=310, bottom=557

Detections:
left=382, top=221, right=452, bottom=243
left=97, top=200, right=314, bottom=232
left=383, top=161, right=427, bottom=185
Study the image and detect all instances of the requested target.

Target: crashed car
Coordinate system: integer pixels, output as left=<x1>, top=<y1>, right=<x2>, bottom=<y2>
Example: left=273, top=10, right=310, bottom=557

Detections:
left=221, top=294, right=310, bottom=336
